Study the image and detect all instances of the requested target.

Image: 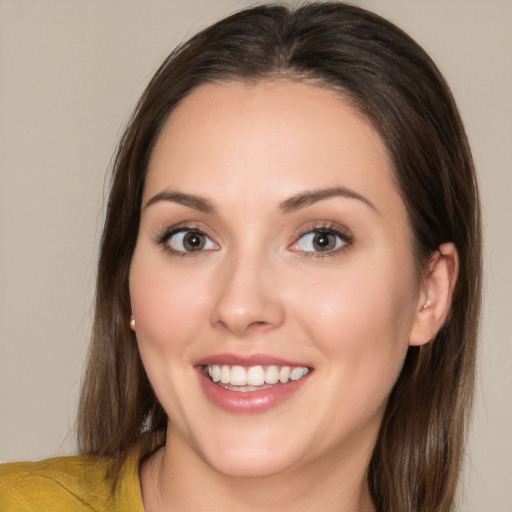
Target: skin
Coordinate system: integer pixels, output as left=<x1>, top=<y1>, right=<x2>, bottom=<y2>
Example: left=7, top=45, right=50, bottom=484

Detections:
left=129, top=80, right=457, bottom=512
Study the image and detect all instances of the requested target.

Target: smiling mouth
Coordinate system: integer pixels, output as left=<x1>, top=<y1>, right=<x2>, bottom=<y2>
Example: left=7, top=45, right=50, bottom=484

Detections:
left=203, top=364, right=310, bottom=392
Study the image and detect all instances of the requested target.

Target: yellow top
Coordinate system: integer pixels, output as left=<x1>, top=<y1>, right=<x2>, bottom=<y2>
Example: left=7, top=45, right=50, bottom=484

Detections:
left=0, top=449, right=144, bottom=511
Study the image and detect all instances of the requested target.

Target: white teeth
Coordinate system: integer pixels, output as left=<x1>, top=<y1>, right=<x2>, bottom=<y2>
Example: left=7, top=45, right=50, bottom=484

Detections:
left=247, top=366, right=265, bottom=386
left=230, top=366, right=247, bottom=386
left=208, top=365, right=221, bottom=382
left=220, top=365, right=230, bottom=384
left=279, top=366, right=291, bottom=383
left=206, top=364, right=309, bottom=388
left=290, top=367, right=305, bottom=381
left=265, top=365, right=279, bottom=384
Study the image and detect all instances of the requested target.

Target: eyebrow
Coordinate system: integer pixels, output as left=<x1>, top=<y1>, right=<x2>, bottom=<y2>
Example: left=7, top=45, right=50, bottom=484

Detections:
left=144, top=186, right=376, bottom=215
left=279, top=187, right=377, bottom=214
left=144, top=190, right=216, bottom=213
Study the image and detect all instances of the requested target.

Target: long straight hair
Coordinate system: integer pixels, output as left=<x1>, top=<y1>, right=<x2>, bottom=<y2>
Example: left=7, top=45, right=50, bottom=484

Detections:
left=77, top=4, right=481, bottom=511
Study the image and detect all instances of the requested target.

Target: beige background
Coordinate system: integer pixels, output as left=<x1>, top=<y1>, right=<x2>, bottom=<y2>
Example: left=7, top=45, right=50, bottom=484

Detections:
left=1, top=1, right=510, bottom=510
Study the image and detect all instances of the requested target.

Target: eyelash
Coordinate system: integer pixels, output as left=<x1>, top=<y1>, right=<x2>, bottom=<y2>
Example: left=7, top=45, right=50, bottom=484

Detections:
left=155, top=224, right=217, bottom=258
left=154, top=222, right=353, bottom=258
left=290, top=222, right=353, bottom=258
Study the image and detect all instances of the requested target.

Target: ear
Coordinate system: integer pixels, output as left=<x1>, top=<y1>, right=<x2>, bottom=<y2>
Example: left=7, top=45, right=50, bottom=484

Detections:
left=409, top=242, right=459, bottom=347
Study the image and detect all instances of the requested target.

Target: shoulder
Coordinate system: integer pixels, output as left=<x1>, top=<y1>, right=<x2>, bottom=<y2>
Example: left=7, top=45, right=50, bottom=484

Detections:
left=0, top=450, right=143, bottom=512
left=0, top=454, right=109, bottom=511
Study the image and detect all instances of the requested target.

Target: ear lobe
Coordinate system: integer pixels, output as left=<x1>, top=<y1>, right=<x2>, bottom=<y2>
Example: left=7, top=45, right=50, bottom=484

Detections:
left=409, top=242, right=459, bottom=347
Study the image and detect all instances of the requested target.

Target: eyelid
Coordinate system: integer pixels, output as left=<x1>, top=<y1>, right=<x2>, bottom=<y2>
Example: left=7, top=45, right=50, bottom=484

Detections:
left=152, top=220, right=352, bottom=257
left=288, top=222, right=353, bottom=255
left=154, top=223, right=219, bottom=255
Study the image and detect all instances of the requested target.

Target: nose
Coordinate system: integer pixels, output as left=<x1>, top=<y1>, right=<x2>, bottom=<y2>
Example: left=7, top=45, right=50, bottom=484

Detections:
left=210, top=252, right=285, bottom=337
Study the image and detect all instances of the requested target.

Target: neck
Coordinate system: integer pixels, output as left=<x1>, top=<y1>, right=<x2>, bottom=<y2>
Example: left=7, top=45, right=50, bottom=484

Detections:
left=140, top=431, right=376, bottom=512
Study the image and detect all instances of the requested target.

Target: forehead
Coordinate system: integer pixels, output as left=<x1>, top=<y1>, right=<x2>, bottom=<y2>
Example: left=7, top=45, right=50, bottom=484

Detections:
left=145, top=80, right=402, bottom=220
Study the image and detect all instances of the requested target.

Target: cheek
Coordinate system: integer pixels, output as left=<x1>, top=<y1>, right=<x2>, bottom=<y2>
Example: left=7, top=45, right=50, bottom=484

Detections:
left=129, top=250, right=210, bottom=357
left=128, top=250, right=215, bottom=423
left=292, top=256, right=417, bottom=377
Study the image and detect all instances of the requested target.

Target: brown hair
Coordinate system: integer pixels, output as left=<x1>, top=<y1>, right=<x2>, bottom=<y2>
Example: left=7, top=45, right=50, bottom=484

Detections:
left=77, top=3, right=481, bottom=511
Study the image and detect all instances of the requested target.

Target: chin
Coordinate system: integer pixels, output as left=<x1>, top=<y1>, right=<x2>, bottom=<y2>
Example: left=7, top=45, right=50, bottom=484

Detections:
left=192, top=427, right=307, bottom=479
left=203, top=450, right=299, bottom=479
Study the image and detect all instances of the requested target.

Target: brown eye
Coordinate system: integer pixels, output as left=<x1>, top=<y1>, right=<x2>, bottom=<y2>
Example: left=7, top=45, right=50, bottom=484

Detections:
left=292, top=228, right=349, bottom=254
left=183, top=232, right=205, bottom=251
left=166, top=230, right=217, bottom=253
left=312, top=232, right=337, bottom=251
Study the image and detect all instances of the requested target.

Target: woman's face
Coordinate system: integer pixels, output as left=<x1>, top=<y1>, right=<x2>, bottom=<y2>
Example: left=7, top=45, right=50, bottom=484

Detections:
left=129, top=80, right=425, bottom=478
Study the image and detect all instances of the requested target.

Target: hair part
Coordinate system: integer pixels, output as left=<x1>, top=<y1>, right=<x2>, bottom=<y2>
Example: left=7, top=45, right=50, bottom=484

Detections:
left=77, top=3, right=481, bottom=510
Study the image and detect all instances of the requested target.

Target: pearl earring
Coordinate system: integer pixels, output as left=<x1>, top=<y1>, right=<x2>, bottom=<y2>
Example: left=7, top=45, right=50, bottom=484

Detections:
left=129, top=316, right=136, bottom=329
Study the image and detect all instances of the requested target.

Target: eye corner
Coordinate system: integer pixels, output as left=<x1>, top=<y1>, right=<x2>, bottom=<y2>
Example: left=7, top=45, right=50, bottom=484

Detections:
left=155, top=225, right=219, bottom=256
left=289, top=223, right=353, bottom=257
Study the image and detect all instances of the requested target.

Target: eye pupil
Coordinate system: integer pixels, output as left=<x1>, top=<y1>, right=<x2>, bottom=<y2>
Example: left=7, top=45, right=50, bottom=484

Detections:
left=313, top=232, right=335, bottom=251
left=183, top=232, right=205, bottom=251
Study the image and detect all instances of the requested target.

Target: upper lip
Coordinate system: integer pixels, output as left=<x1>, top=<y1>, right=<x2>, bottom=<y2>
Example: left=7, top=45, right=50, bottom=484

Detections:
left=194, top=353, right=310, bottom=368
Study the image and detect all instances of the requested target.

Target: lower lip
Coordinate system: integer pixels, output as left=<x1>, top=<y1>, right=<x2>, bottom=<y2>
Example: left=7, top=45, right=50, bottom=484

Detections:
left=197, top=368, right=310, bottom=414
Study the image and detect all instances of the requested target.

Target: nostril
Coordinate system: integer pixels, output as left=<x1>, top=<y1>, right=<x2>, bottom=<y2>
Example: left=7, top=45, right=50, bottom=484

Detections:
left=209, top=279, right=286, bottom=335
left=213, top=319, right=270, bottom=335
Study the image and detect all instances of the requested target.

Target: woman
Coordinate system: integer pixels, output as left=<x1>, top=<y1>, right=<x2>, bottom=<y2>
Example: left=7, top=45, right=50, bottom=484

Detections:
left=0, top=3, right=481, bottom=511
